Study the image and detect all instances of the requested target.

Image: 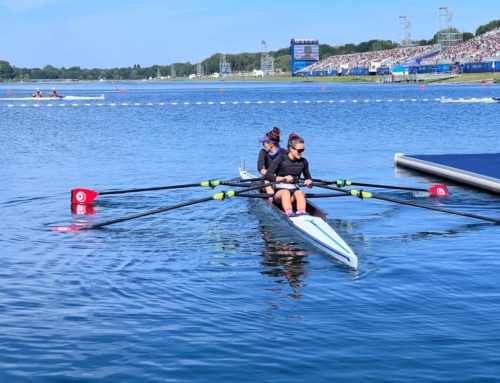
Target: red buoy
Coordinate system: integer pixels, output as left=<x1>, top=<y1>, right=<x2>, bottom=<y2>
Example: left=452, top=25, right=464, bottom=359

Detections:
left=7, top=90, right=12, bottom=95
left=220, top=88, right=225, bottom=93
left=120, top=89, right=125, bottom=93
left=420, top=85, right=425, bottom=89
left=321, top=87, right=326, bottom=91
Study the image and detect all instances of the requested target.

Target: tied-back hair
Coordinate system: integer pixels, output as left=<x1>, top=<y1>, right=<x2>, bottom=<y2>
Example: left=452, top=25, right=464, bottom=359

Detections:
left=288, top=133, right=304, bottom=149
left=267, top=126, right=281, bottom=145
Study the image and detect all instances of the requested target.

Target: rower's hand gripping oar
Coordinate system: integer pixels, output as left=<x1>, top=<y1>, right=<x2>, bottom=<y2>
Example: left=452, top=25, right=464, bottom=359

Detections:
left=71, top=178, right=263, bottom=204
left=55, top=181, right=279, bottom=232
left=310, top=178, right=450, bottom=197
left=315, top=184, right=500, bottom=224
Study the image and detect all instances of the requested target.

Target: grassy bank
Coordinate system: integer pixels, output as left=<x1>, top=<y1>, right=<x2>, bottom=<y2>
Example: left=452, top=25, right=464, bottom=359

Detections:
left=2, top=73, right=498, bottom=85
left=429, top=72, right=500, bottom=84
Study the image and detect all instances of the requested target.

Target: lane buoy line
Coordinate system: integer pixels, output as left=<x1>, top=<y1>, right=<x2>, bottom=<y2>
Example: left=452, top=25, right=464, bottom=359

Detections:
left=2, top=99, right=441, bottom=108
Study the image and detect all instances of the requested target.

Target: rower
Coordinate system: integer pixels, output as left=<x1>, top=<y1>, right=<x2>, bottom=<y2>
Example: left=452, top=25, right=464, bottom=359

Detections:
left=31, top=88, right=42, bottom=98
left=257, top=127, right=283, bottom=198
left=264, top=133, right=313, bottom=217
left=49, top=88, right=59, bottom=98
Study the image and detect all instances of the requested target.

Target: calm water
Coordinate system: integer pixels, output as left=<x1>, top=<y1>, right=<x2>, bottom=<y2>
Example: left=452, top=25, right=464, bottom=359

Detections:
left=1, top=81, right=500, bottom=382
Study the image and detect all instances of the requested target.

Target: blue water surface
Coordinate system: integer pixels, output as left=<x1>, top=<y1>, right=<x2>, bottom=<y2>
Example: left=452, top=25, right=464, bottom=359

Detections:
left=1, top=81, right=500, bottom=382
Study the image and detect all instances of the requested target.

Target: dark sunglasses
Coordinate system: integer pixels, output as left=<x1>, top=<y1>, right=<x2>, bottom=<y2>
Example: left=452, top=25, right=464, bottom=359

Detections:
left=292, top=146, right=305, bottom=154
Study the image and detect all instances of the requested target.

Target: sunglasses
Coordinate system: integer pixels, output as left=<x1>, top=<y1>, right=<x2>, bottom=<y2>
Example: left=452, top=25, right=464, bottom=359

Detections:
left=292, top=146, right=305, bottom=154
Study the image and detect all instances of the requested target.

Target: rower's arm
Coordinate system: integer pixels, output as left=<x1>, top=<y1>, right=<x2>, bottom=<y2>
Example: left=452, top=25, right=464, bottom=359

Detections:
left=264, top=155, right=282, bottom=182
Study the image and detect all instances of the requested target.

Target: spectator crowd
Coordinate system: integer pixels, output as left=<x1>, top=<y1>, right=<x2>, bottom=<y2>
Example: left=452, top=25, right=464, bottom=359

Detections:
left=429, top=28, right=500, bottom=63
left=304, top=45, right=439, bottom=72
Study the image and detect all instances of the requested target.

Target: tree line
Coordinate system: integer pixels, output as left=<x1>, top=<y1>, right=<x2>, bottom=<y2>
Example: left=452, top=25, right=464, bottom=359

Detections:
left=0, top=19, right=497, bottom=82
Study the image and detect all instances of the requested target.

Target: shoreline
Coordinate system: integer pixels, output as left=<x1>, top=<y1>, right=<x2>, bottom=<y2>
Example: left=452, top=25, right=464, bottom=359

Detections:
left=1, top=73, right=498, bottom=85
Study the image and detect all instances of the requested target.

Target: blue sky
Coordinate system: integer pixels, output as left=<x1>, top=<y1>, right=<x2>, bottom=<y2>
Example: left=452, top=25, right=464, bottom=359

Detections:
left=1, top=0, right=498, bottom=68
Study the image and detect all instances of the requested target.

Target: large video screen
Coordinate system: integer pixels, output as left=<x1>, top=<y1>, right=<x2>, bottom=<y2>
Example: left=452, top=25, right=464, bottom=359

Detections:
left=293, top=60, right=317, bottom=72
left=293, top=45, right=319, bottom=61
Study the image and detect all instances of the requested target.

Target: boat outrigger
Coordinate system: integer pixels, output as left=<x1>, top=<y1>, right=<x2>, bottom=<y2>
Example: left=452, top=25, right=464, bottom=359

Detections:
left=0, top=95, right=105, bottom=101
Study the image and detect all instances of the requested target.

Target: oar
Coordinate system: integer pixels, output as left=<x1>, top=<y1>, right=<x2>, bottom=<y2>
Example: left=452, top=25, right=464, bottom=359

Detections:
left=54, top=181, right=279, bottom=232
left=309, top=178, right=449, bottom=197
left=315, top=184, right=500, bottom=224
left=71, top=178, right=262, bottom=204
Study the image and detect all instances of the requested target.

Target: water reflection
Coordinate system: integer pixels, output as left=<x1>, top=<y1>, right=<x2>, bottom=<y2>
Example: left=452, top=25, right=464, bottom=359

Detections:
left=258, top=225, right=309, bottom=299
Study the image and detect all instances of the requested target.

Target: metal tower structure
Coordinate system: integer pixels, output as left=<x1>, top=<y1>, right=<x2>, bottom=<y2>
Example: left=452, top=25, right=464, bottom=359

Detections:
left=398, top=15, right=413, bottom=48
left=219, top=53, right=231, bottom=76
left=171, top=64, right=176, bottom=78
left=260, top=40, right=275, bottom=75
left=196, top=58, right=204, bottom=77
left=156, top=67, right=161, bottom=79
left=438, top=5, right=462, bottom=51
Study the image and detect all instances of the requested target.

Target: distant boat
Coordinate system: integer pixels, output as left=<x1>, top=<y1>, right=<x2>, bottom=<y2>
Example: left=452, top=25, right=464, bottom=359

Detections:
left=0, top=95, right=105, bottom=101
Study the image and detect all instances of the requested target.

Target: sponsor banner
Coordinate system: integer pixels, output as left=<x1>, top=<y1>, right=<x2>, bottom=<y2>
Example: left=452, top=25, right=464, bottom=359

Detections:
left=462, top=62, right=494, bottom=73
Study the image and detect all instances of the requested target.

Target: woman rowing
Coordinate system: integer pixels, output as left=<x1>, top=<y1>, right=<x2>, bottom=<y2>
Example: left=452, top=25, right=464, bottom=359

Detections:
left=49, top=88, right=59, bottom=98
left=31, top=88, right=42, bottom=98
left=257, top=127, right=284, bottom=198
left=264, top=133, right=313, bottom=217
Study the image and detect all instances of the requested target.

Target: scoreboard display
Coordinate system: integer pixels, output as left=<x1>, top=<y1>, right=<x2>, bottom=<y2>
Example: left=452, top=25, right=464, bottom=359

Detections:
left=291, top=39, right=319, bottom=74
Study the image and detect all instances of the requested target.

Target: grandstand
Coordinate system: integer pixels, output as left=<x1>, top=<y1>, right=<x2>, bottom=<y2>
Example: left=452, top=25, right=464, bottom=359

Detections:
left=302, top=45, right=440, bottom=74
left=422, top=27, right=500, bottom=64
left=298, top=27, right=500, bottom=77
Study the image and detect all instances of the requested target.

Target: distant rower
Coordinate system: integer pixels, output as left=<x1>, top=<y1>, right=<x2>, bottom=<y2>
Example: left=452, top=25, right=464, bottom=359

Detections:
left=31, top=88, right=42, bottom=98
left=49, top=88, right=59, bottom=98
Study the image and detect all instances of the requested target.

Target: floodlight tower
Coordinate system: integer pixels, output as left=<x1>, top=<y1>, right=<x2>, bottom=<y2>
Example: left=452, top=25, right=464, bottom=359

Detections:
left=398, top=15, right=412, bottom=47
left=260, top=40, right=275, bottom=76
left=171, top=64, right=176, bottom=78
left=438, top=5, right=462, bottom=51
left=219, top=53, right=231, bottom=76
left=196, top=58, right=204, bottom=77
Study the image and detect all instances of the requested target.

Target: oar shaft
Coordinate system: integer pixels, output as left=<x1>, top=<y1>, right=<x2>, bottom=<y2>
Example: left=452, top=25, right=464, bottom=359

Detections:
left=371, top=194, right=500, bottom=224
left=90, top=181, right=279, bottom=229
left=309, top=178, right=427, bottom=192
left=349, top=183, right=427, bottom=192
left=315, top=184, right=500, bottom=224
left=96, top=178, right=262, bottom=196
left=90, top=197, right=213, bottom=228
left=99, top=184, right=200, bottom=195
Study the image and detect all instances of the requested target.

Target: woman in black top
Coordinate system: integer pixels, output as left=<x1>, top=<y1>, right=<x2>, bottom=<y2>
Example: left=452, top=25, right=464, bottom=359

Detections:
left=257, top=127, right=282, bottom=175
left=257, top=127, right=283, bottom=197
left=265, top=133, right=313, bottom=217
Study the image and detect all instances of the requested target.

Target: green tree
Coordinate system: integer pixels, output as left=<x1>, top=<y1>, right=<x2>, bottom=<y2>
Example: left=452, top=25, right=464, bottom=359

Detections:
left=0, top=60, right=13, bottom=79
left=476, top=19, right=500, bottom=36
left=129, top=70, right=138, bottom=79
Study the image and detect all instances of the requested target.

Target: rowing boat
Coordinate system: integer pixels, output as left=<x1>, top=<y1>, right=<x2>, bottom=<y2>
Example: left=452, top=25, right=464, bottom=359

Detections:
left=438, top=97, right=500, bottom=103
left=0, top=95, right=105, bottom=101
left=239, top=167, right=358, bottom=269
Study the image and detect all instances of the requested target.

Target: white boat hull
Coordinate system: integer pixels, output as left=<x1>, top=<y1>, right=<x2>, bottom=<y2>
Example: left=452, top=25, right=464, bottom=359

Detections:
left=0, top=95, right=105, bottom=101
left=439, top=97, right=499, bottom=103
left=239, top=168, right=357, bottom=269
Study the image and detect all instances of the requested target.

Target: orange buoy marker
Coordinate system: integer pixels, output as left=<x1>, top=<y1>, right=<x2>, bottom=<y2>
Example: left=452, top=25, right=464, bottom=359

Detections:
left=481, top=80, right=486, bottom=87
left=120, top=89, right=125, bottom=94
left=321, top=87, right=326, bottom=91
left=7, top=90, right=12, bottom=95
left=220, top=88, right=225, bottom=93
left=420, top=85, right=425, bottom=89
